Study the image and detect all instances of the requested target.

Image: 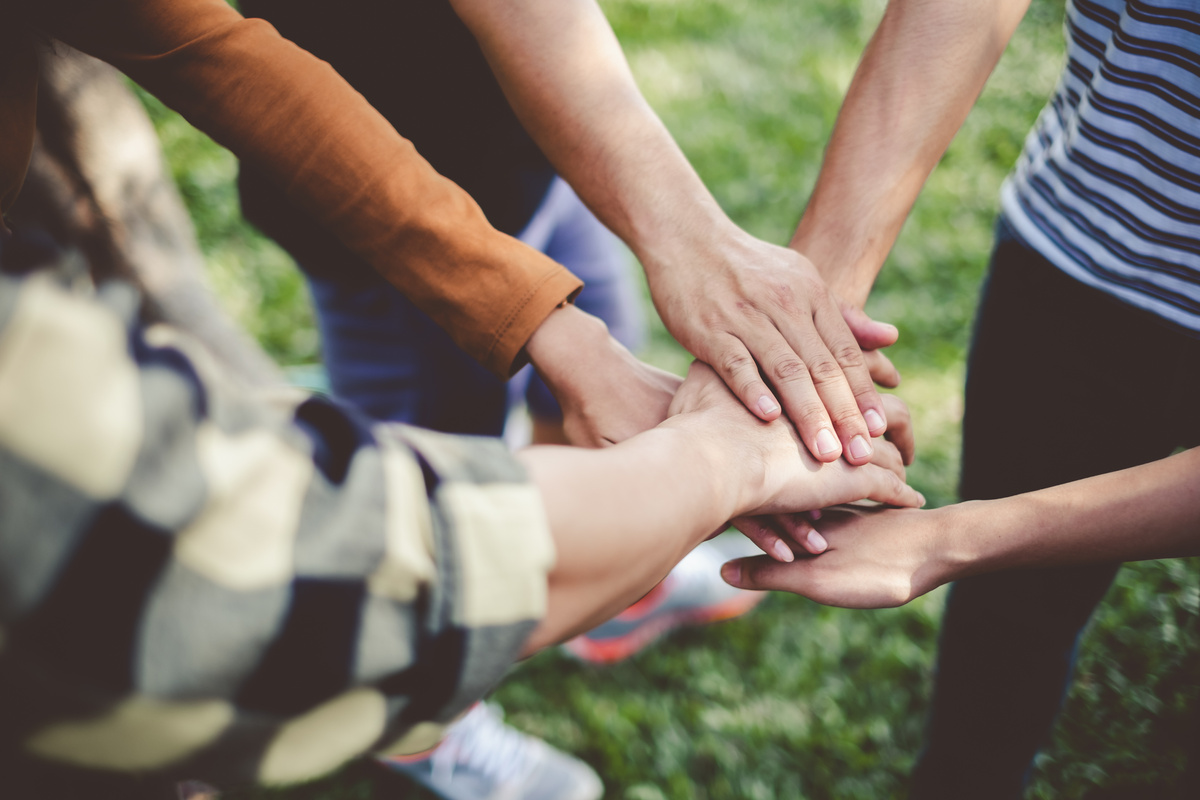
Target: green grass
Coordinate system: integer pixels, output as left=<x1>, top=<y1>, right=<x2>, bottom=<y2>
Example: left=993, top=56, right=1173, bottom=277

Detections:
left=145, top=0, right=1200, bottom=796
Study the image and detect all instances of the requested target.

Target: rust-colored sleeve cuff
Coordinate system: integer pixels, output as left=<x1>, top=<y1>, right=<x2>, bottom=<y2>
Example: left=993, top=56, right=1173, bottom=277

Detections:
left=34, top=0, right=583, bottom=378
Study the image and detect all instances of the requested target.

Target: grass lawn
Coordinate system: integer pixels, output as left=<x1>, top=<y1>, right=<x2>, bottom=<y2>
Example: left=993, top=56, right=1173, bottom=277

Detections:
left=145, top=0, right=1200, bottom=797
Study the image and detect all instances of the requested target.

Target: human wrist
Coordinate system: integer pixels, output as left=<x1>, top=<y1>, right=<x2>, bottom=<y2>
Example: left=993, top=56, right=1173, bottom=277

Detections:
left=928, top=499, right=1022, bottom=584
left=790, top=215, right=879, bottom=309
left=523, top=303, right=611, bottom=377
left=656, top=408, right=766, bottom=522
left=654, top=411, right=751, bottom=523
left=635, top=210, right=746, bottom=281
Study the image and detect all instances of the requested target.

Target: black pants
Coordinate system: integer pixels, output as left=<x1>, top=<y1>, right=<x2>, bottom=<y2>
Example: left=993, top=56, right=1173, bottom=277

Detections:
left=910, top=217, right=1200, bottom=799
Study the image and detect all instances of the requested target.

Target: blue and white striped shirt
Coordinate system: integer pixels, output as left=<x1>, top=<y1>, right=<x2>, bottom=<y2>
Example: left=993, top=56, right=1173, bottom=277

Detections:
left=1002, top=0, right=1200, bottom=335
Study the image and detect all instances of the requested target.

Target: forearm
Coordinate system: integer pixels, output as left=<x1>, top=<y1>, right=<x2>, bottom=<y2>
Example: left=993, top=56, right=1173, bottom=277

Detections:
left=791, top=0, right=1029, bottom=306
left=453, top=0, right=895, bottom=451
left=944, top=448, right=1200, bottom=579
left=518, top=420, right=738, bottom=651
left=451, top=0, right=741, bottom=272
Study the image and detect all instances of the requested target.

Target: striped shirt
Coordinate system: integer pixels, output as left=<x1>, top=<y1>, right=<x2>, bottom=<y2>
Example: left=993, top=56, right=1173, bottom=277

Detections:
left=1002, top=0, right=1200, bottom=334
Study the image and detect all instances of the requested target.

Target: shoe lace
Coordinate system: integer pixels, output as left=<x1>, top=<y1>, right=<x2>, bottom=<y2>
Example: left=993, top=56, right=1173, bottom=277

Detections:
left=429, top=703, right=536, bottom=787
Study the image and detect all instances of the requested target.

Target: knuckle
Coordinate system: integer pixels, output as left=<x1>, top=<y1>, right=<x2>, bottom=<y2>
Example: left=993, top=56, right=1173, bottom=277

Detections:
left=795, top=403, right=830, bottom=430
left=770, top=355, right=810, bottom=384
left=768, top=282, right=800, bottom=314
left=805, top=278, right=829, bottom=305
left=718, top=350, right=755, bottom=378
left=830, top=405, right=865, bottom=431
left=807, top=355, right=844, bottom=385
left=831, top=341, right=867, bottom=371
left=889, top=581, right=914, bottom=608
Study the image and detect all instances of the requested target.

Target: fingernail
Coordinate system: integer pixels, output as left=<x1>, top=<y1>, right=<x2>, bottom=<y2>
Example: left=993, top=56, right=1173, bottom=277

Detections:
left=849, top=435, right=872, bottom=460
left=816, top=428, right=840, bottom=455
left=807, top=530, right=827, bottom=552
left=918, top=492, right=927, bottom=507
left=809, top=508, right=823, bottom=521
left=721, top=561, right=743, bottom=587
left=772, top=539, right=795, bottom=562
left=757, top=396, right=780, bottom=416
left=864, top=408, right=886, bottom=433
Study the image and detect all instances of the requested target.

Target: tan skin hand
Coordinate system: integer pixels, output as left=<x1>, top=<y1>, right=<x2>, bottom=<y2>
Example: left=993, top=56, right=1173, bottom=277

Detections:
left=666, top=361, right=924, bottom=524
left=722, top=505, right=949, bottom=608
left=731, top=392, right=917, bottom=561
left=451, top=0, right=893, bottom=466
left=525, top=304, right=682, bottom=447
left=650, top=236, right=890, bottom=466
left=839, top=302, right=902, bottom=389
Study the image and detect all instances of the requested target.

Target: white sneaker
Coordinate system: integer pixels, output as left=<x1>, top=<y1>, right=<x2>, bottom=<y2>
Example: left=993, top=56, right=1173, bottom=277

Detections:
left=378, top=702, right=603, bottom=800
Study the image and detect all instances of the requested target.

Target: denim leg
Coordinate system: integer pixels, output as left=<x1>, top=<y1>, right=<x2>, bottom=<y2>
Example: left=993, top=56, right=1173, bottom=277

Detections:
left=306, top=270, right=508, bottom=435
left=911, top=218, right=1198, bottom=798
left=511, top=177, right=645, bottom=422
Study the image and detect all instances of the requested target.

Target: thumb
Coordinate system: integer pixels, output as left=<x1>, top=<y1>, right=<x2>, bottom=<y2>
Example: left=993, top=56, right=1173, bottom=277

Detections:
left=841, top=305, right=899, bottom=351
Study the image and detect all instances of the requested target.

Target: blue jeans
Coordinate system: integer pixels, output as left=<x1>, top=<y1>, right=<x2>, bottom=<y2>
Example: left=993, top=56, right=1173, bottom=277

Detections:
left=910, top=217, right=1200, bottom=799
left=306, top=177, right=645, bottom=432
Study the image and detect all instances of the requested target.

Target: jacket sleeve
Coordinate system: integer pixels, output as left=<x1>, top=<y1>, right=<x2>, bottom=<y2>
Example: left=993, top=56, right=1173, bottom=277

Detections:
left=0, top=271, right=555, bottom=785
left=26, top=0, right=582, bottom=376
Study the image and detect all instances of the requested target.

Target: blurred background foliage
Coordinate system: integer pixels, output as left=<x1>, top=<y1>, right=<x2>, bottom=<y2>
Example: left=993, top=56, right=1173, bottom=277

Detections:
left=141, top=0, right=1199, bottom=797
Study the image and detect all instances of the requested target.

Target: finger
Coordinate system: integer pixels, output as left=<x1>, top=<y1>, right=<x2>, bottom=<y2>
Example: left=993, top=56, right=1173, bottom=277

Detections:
left=734, top=325, right=842, bottom=460
left=841, top=305, right=899, bottom=351
left=810, top=300, right=889, bottom=449
left=721, top=554, right=814, bottom=594
left=770, top=317, right=875, bottom=464
left=732, top=516, right=796, bottom=562
left=705, top=336, right=782, bottom=422
left=856, top=463, right=925, bottom=508
left=880, top=394, right=915, bottom=465
left=774, top=513, right=828, bottom=554
left=868, top=439, right=907, bottom=481
left=842, top=304, right=900, bottom=389
left=865, top=349, right=901, bottom=389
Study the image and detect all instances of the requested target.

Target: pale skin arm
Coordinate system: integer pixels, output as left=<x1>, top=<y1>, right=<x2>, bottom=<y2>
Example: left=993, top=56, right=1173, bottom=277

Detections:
left=449, top=0, right=894, bottom=464
left=519, top=361, right=925, bottom=653
left=791, top=0, right=1031, bottom=312
left=721, top=448, right=1200, bottom=609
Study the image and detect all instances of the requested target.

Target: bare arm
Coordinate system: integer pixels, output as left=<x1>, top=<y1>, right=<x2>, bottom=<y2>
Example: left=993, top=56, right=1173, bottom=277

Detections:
left=522, top=303, right=682, bottom=447
left=791, top=0, right=1031, bottom=309
left=450, top=0, right=891, bottom=464
left=520, top=361, right=924, bottom=651
left=723, top=448, right=1200, bottom=608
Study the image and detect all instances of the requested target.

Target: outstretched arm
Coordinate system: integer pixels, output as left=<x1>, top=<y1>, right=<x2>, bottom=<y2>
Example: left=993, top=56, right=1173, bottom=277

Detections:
left=723, top=448, right=1200, bottom=608
left=23, top=0, right=679, bottom=450
left=521, top=361, right=924, bottom=650
left=450, top=0, right=892, bottom=464
left=25, top=0, right=579, bottom=379
left=791, top=0, right=1031, bottom=312
left=0, top=274, right=920, bottom=784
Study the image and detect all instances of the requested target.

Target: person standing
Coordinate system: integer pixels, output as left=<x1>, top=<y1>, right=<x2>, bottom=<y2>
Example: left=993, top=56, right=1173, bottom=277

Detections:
left=754, top=0, right=1200, bottom=795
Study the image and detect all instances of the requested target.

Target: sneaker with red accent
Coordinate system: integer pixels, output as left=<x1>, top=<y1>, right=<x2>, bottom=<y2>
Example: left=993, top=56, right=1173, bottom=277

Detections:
left=562, top=535, right=764, bottom=664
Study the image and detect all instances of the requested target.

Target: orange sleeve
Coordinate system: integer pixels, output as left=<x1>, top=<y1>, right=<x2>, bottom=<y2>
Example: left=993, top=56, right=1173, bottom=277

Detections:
left=30, top=0, right=581, bottom=376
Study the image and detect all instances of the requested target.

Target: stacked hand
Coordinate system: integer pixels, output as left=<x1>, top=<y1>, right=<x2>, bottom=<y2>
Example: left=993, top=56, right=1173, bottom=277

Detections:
left=665, top=361, right=924, bottom=535
left=720, top=505, right=948, bottom=609
left=648, top=233, right=901, bottom=464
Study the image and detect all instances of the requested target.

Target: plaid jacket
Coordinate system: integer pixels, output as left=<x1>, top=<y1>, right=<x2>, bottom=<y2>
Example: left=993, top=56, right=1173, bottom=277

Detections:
left=0, top=271, right=554, bottom=786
